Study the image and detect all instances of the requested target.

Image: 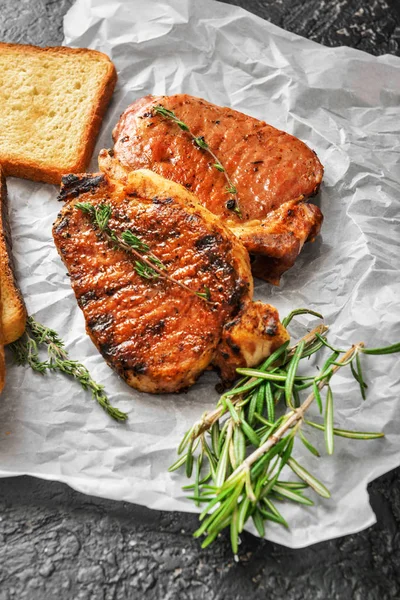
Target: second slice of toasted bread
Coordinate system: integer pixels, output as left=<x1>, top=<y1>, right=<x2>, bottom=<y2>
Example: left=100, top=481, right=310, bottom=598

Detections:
left=0, top=302, right=5, bottom=393
left=0, top=43, right=117, bottom=184
left=0, top=166, right=27, bottom=344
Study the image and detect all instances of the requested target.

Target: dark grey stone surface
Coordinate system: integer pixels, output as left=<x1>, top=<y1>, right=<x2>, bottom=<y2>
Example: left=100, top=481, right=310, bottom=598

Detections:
left=1, top=1, right=399, bottom=598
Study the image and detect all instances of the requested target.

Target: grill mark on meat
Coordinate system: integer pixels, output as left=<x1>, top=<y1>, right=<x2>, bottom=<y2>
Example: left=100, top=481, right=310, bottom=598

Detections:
left=87, top=313, right=114, bottom=333
left=152, top=196, right=174, bottom=205
left=194, top=234, right=221, bottom=250
left=58, top=174, right=105, bottom=202
left=104, top=94, right=324, bottom=283
left=53, top=171, right=289, bottom=393
left=99, top=342, right=117, bottom=359
left=132, top=363, right=147, bottom=374
left=146, top=320, right=165, bottom=335
left=78, top=289, right=99, bottom=307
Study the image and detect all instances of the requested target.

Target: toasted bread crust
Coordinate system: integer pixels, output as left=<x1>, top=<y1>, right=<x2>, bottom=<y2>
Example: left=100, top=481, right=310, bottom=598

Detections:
left=0, top=167, right=27, bottom=343
left=0, top=299, right=5, bottom=394
left=0, top=43, right=117, bottom=185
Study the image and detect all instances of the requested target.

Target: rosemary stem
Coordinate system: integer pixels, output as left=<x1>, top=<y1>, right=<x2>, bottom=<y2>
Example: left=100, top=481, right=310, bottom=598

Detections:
left=225, top=343, right=364, bottom=482
left=188, top=325, right=329, bottom=440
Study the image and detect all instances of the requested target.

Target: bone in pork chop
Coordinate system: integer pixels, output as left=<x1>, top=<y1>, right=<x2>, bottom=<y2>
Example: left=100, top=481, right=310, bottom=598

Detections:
left=99, top=94, right=324, bottom=284
left=53, top=169, right=288, bottom=393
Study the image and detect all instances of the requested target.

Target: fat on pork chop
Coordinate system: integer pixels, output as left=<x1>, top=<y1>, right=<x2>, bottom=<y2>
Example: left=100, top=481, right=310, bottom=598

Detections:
left=53, top=169, right=289, bottom=393
left=99, top=94, right=324, bottom=284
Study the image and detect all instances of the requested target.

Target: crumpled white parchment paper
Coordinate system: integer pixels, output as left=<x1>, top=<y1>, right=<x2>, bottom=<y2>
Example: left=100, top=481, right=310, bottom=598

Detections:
left=0, top=0, right=399, bottom=548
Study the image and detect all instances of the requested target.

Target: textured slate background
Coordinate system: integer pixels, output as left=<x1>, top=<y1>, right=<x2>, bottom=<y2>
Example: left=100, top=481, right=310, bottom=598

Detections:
left=1, top=1, right=399, bottom=598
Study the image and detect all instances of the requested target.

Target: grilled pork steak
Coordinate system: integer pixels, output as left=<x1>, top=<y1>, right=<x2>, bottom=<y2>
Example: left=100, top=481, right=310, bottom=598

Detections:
left=99, top=94, right=324, bottom=284
left=53, top=169, right=288, bottom=393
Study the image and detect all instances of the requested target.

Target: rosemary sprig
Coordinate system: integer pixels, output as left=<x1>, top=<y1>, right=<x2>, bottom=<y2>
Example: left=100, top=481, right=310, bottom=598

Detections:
left=171, top=309, right=399, bottom=552
left=75, top=202, right=212, bottom=303
left=152, top=105, right=242, bottom=218
left=9, top=316, right=127, bottom=421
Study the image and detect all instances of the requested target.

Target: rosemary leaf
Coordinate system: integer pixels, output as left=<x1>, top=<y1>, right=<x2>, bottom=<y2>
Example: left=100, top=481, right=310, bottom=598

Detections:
left=355, top=353, right=367, bottom=400
left=258, top=507, right=289, bottom=528
left=262, top=498, right=289, bottom=527
left=299, top=430, right=320, bottom=457
left=287, top=457, right=330, bottom=498
left=168, top=454, right=190, bottom=472
left=285, top=340, right=305, bottom=408
left=315, top=333, right=345, bottom=353
left=313, top=380, right=323, bottom=414
left=200, top=531, right=219, bottom=549
left=252, top=509, right=265, bottom=538
left=241, top=420, right=261, bottom=447
left=215, top=424, right=233, bottom=488
left=275, top=481, right=309, bottom=490
left=194, top=454, right=203, bottom=507
left=203, top=440, right=218, bottom=480
left=234, top=369, right=287, bottom=382
left=324, top=386, right=334, bottom=455
left=222, top=378, right=263, bottom=397
left=211, top=421, right=220, bottom=458
left=259, top=340, right=290, bottom=372
left=178, top=425, right=195, bottom=454
left=256, top=382, right=265, bottom=415
left=230, top=508, right=240, bottom=554
left=272, top=484, right=314, bottom=506
left=238, top=496, right=251, bottom=533
left=224, top=398, right=241, bottom=425
left=247, top=388, right=259, bottom=426
left=233, top=426, right=246, bottom=466
left=361, top=343, right=400, bottom=355
left=281, top=308, right=323, bottom=328
left=185, top=439, right=194, bottom=478
left=253, top=412, right=274, bottom=428
left=306, top=421, right=384, bottom=440
left=265, top=382, right=275, bottom=423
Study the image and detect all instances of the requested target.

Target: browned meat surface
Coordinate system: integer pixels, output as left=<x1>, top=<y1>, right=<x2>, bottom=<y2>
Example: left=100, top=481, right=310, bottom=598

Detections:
left=53, top=169, right=288, bottom=393
left=99, top=94, right=323, bottom=284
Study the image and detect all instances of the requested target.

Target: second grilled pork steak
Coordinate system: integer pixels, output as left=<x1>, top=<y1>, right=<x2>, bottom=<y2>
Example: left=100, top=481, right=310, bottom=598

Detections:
left=99, top=94, right=324, bottom=284
left=53, top=169, right=288, bottom=393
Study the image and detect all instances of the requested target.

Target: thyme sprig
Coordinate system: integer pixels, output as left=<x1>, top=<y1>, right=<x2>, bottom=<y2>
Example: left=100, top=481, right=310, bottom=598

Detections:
left=170, top=309, right=400, bottom=552
left=152, top=105, right=242, bottom=218
left=76, top=202, right=212, bottom=303
left=9, top=316, right=127, bottom=421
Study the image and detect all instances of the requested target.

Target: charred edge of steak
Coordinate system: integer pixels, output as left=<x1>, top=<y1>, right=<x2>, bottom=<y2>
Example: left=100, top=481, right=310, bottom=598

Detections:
left=58, top=174, right=105, bottom=202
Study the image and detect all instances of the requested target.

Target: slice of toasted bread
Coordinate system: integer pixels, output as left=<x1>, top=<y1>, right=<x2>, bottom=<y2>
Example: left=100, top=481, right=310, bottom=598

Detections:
left=0, top=166, right=27, bottom=344
left=0, top=43, right=117, bottom=184
left=0, top=302, right=5, bottom=394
